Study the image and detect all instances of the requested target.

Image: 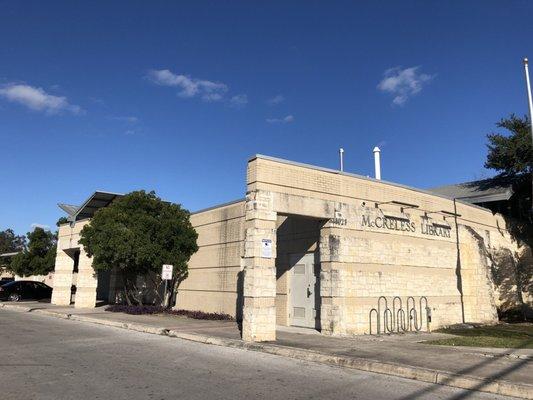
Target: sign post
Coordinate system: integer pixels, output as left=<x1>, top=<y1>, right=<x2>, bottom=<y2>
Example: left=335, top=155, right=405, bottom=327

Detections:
left=161, top=264, right=173, bottom=307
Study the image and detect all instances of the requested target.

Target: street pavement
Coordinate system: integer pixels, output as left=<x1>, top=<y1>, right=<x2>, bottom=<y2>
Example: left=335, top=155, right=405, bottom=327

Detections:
left=0, top=309, right=515, bottom=400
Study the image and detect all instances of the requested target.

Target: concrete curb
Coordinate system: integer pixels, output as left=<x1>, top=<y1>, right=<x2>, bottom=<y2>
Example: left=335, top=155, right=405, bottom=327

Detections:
left=0, top=303, right=33, bottom=312
left=2, top=304, right=532, bottom=399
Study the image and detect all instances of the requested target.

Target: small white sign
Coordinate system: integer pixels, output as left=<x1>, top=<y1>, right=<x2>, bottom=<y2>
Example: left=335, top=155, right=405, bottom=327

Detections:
left=261, top=239, right=272, bottom=258
left=162, top=264, right=173, bottom=280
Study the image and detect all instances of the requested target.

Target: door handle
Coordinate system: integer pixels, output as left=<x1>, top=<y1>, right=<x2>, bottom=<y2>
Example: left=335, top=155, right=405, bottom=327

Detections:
left=307, top=286, right=312, bottom=297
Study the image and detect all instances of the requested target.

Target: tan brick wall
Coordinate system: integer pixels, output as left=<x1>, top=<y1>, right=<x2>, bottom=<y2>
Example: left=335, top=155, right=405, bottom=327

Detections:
left=176, top=201, right=246, bottom=318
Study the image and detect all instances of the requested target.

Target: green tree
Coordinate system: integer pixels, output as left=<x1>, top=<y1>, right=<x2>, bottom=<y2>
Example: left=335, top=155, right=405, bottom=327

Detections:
left=485, top=114, right=532, bottom=175
left=484, top=114, right=532, bottom=321
left=9, top=228, right=57, bottom=277
left=79, top=190, right=198, bottom=306
left=0, top=229, right=26, bottom=254
left=56, top=216, right=69, bottom=227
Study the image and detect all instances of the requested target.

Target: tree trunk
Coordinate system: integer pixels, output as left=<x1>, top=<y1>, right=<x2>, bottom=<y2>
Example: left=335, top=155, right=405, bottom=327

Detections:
left=168, top=270, right=188, bottom=309
left=121, top=273, right=132, bottom=306
left=147, top=273, right=164, bottom=306
left=121, top=272, right=143, bottom=305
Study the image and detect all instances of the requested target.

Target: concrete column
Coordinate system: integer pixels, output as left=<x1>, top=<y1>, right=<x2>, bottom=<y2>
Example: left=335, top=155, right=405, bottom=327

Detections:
left=51, top=250, right=75, bottom=306
left=242, top=190, right=277, bottom=342
left=74, top=249, right=97, bottom=308
left=319, top=221, right=348, bottom=335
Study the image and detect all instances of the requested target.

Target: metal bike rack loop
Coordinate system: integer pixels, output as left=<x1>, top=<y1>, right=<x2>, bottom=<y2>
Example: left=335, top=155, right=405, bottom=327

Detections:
left=369, top=295, right=430, bottom=335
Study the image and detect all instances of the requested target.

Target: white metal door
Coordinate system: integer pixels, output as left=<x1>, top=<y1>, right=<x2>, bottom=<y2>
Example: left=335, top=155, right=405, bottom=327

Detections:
left=289, top=253, right=318, bottom=328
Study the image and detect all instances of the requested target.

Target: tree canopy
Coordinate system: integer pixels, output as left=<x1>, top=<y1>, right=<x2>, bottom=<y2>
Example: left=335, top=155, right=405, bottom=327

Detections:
left=56, top=216, right=69, bottom=227
left=79, top=190, right=198, bottom=305
left=485, top=114, right=532, bottom=176
left=484, top=115, right=532, bottom=321
left=0, top=229, right=25, bottom=255
left=9, top=228, right=57, bottom=277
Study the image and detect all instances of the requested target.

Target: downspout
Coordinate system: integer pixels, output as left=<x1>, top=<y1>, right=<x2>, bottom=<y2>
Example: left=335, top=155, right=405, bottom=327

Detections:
left=453, top=198, right=466, bottom=323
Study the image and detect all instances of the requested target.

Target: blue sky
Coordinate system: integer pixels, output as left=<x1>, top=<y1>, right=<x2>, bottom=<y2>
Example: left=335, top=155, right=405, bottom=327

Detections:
left=1, top=1, right=532, bottom=235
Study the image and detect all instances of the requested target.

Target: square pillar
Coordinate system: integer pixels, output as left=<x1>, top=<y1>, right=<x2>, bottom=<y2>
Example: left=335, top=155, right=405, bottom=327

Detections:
left=242, top=190, right=277, bottom=342
left=51, top=250, right=75, bottom=306
left=74, top=249, right=97, bottom=308
left=319, top=222, right=348, bottom=335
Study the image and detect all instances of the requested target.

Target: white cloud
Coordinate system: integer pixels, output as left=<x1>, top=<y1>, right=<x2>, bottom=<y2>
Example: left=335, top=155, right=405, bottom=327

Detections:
left=266, top=94, right=284, bottom=105
left=266, top=114, right=294, bottom=124
left=203, top=92, right=223, bottom=102
left=31, top=223, right=50, bottom=231
left=147, top=69, right=228, bottom=101
left=377, top=66, right=433, bottom=106
left=111, top=116, right=138, bottom=123
left=230, top=94, right=248, bottom=108
left=0, top=84, right=83, bottom=114
left=89, top=97, right=106, bottom=106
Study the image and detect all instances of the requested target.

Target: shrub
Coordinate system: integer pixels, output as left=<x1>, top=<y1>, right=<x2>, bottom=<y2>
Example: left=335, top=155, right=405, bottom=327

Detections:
left=105, top=304, right=163, bottom=315
left=105, top=304, right=234, bottom=321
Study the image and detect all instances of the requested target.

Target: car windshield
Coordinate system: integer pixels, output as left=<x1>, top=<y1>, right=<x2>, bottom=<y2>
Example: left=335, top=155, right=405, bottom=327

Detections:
left=1, top=281, right=19, bottom=288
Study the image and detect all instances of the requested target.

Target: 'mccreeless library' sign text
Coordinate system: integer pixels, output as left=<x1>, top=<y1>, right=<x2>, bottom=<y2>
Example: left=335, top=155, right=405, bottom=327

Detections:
left=361, top=215, right=451, bottom=238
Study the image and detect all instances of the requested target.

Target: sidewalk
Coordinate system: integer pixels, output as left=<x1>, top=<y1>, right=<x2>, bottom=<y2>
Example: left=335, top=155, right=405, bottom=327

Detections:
left=2, top=301, right=532, bottom=399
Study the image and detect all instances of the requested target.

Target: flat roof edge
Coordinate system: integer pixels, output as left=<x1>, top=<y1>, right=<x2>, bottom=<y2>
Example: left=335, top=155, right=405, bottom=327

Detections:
left=250, top=154, right=493, bottom=214
left=191, top=198, right=245, bottom=215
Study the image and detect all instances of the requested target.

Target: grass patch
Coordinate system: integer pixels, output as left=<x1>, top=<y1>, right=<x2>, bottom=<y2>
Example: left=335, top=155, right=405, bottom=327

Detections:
left=424, top=323, right=533, bottom=349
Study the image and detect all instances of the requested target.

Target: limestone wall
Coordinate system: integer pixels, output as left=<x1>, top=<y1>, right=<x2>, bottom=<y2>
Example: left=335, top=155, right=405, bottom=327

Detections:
left=486, top=227, right=533, bottom=316
left=1, top=268, right=14, bottom=279
left=247, top=156, right=523, bottom=335
left=51, top=220, right=99, bottom=308
left=175, top=200, right=246, bottom=318
left=48, top=155, right=529, bottom=340
left=15, top=273, right=54, bottom=286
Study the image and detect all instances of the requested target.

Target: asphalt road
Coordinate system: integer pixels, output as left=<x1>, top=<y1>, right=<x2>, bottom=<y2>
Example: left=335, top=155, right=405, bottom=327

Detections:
left=0, top=310, right=513, bottom=400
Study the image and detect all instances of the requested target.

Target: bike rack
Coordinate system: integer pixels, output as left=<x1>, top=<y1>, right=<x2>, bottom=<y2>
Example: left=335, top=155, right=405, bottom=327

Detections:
left=369, top=295, right=430, bottom=335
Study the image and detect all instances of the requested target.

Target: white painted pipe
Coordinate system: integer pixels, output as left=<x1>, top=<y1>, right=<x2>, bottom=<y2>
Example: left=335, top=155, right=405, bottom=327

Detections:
left=339, top=148, right=344, bottom=172
left=373, top=146, right=381, bottom=180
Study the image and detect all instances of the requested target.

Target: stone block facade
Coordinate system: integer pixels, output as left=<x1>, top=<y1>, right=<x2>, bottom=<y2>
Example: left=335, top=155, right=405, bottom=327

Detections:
left=51, top=154, right=531, bottom=342
left=52, top=220, right=107, bottom=308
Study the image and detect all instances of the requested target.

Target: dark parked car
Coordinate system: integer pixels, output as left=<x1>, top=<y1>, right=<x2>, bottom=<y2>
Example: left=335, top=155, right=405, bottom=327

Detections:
left=0, top=277, right=14, bottom=286
left=0, top=280, right=52, bottom=302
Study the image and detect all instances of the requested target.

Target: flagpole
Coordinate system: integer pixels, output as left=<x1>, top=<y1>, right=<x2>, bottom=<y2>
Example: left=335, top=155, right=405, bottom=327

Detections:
left=523, top=58, right=533, bottom=214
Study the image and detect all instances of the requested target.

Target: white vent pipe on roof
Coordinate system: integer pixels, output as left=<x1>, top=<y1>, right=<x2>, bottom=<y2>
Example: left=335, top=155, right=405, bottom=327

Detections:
left=339, top=148, right=344, bottom=172
left=373, top=146, right=381, bottom=180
